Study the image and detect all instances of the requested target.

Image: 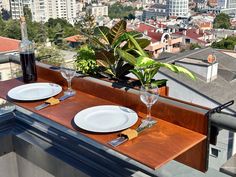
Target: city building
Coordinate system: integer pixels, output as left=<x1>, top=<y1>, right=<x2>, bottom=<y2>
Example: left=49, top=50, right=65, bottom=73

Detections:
left=10, top=0, right=31, bottom=20
left=0, top=0, right=10, bottom=10
left=9, top=0, right=77, bottom=24
left=195, top=0, right=208, bottom=9
left=64, top=35, right=87, bottom=48
left=142, top=4, right=168, bottom=20
left=173, top=28, right=214, bottom=47
left=139, top=0, right=153, bottom=5
left=217, top=0, right=236, bottom=14
left=129, top=22, right=182, bottom=58
left=167, top=0, right=189, bottom=17
left=86, top=4, right=108, bottom=17
left=208, top=0, right=218, bottom=6
left=219, top=0, right=236, bottom=8
left=145, top=31, right=182, bottom=57
left=194, top=20, right=213, bottom=31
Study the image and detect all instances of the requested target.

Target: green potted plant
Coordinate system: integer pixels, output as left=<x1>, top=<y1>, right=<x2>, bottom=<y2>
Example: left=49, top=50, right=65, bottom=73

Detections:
left=77, top=20, right=195, bottom=96
left=81, top=20, right=150, bottom=79
left=75, top=44, right=98, bottom=75
left=116, top=34, right=196, bottom=87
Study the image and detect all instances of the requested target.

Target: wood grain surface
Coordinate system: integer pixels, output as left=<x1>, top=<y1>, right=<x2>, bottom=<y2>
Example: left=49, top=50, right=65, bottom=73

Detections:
left=0, top=65, right=208, bottom=171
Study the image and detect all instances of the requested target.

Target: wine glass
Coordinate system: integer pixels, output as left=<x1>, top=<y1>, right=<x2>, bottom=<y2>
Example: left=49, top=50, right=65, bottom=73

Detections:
left=140, top=84, right=159, bottom=125
left=60, top=61, right=76, bottom=96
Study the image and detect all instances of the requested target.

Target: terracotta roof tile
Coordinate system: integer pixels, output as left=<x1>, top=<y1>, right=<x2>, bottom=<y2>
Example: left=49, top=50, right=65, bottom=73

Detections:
left=0, top=36, right=20, bottom=52
left=173, top=29, right=208, bottom=45
left=147, top=32, right=163, bottom=42
left=136, top=23, right=156, bottom=33
left=65, top=35, right=86, bottom=42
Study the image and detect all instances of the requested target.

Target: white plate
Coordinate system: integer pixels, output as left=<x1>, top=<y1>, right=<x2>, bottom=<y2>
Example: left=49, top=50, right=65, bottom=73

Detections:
left=74, top=105, right=138, bottom=133
left=8, top=83, right=62, bottom=101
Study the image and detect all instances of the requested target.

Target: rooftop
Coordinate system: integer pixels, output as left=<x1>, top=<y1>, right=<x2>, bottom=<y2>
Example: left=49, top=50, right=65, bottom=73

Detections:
left=0, top=36, right=20, bottom=53
left=64, top=35, right=86, bottom=42
left=157, top=47, right=236, bottom=112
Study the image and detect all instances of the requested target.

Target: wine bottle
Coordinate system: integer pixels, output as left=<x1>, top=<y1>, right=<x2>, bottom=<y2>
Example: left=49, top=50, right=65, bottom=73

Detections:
left=19, top=16, right=37, bottom=83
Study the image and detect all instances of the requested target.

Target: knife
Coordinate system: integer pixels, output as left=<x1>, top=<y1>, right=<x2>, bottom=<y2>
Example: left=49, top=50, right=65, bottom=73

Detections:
left=35, top=94, right=72, bottom=110
left=108, top=120, right=156, bottom=147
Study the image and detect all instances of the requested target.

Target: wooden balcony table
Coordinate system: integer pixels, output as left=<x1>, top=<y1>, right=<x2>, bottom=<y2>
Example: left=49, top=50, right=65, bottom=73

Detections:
left=0, top=63, right=209, bottom=173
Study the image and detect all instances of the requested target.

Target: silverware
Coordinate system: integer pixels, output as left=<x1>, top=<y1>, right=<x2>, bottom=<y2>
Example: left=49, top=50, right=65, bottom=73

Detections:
left=108, top=119, right=157, bottom=147
left=35, top=94, right=72, bottom=110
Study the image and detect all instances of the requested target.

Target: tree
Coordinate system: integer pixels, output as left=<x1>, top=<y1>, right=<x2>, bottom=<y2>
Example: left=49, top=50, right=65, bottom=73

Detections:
left=213, top=13, right=231, bottom=29
left=35, top=22, right=48, bottom=43
left=23, top=6, right=32, bottom=22
left=125, top=13, right=135, bottom=20
left=3, top=20, right=21, bottom=39
left=0, top=16, right=5, bottom=36
left=36, top=45, right=64, bottom=66
left=108, top=3, right=135, bottom=19
left=75, top=12, right=96, bottom=35
left=45, top=18, right=77, bottom=45
left=212, top=36, right=236, bottom=50
left=53, top=23, right=63, bottom=45
left=189, top=43, right=201, bottom=50
left=46, top=18, right=73, bottom=29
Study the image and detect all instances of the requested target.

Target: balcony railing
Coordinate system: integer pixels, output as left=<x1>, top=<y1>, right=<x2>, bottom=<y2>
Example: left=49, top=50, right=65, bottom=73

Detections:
left=0, top=53, right=235, bottom=176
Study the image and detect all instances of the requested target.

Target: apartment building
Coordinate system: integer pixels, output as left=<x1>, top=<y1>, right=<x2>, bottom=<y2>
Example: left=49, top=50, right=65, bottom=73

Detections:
left=218, top=0, right=236, bottom=8
left=128, top=23, right=182, bottom=58
left=167, top=0, right=189, bottom=17
left=142, top=4, right=168, bottom=20
left=86, top=4, right=108, bottom=17
left=10, top=0, right=31, bottom=20
left=218, top=0, right=236, bottom=14
left=0, top=0, right=10, bottom=10
left=10, top=0, right=77, bottom=24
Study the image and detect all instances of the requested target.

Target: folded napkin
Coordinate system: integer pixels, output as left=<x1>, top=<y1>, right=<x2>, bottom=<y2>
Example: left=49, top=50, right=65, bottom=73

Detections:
left=120, top=129, right=138, bottom=140
left=45, top=97, right=60, bottom=105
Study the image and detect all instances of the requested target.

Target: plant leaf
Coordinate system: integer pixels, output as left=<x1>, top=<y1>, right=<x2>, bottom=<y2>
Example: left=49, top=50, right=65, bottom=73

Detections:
left=174, top=65, right=196, bottom=80
left=116, top=63, right=133, bottom=78
left=95, top=49, right=116, bottom=65
left=96, top=60, right=114, bottom=76
left=108, top=20, right=127, bottom=45
left=79, top=30, right=107, bottom=49
left=157, top=62, right=196, bottom=80
left=126, top=31, right=143, bottom=38
left=130, top=69, right=144, bottom=85
left=136, top=56, right=156, bottom=68
left=136, top=39, right=150, bottom=49
left=127, top=34, right=147, bottom=56
left=116, top=48, right=137, bottom=65
left=156, top=62, right=179, bottom=73
left=112, top=32, right=129, bottom=48
left=97, top=59, right=109, bottom=68
left=152, top=79, right=168, bottom=87
left=94, top=26, right=110, bottom=44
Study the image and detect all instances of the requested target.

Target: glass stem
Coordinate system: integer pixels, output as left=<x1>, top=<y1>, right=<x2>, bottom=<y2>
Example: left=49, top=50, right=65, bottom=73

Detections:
left=147, top=105, right=152, bottom=120
left=67, top=79, right=72, bottom=91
